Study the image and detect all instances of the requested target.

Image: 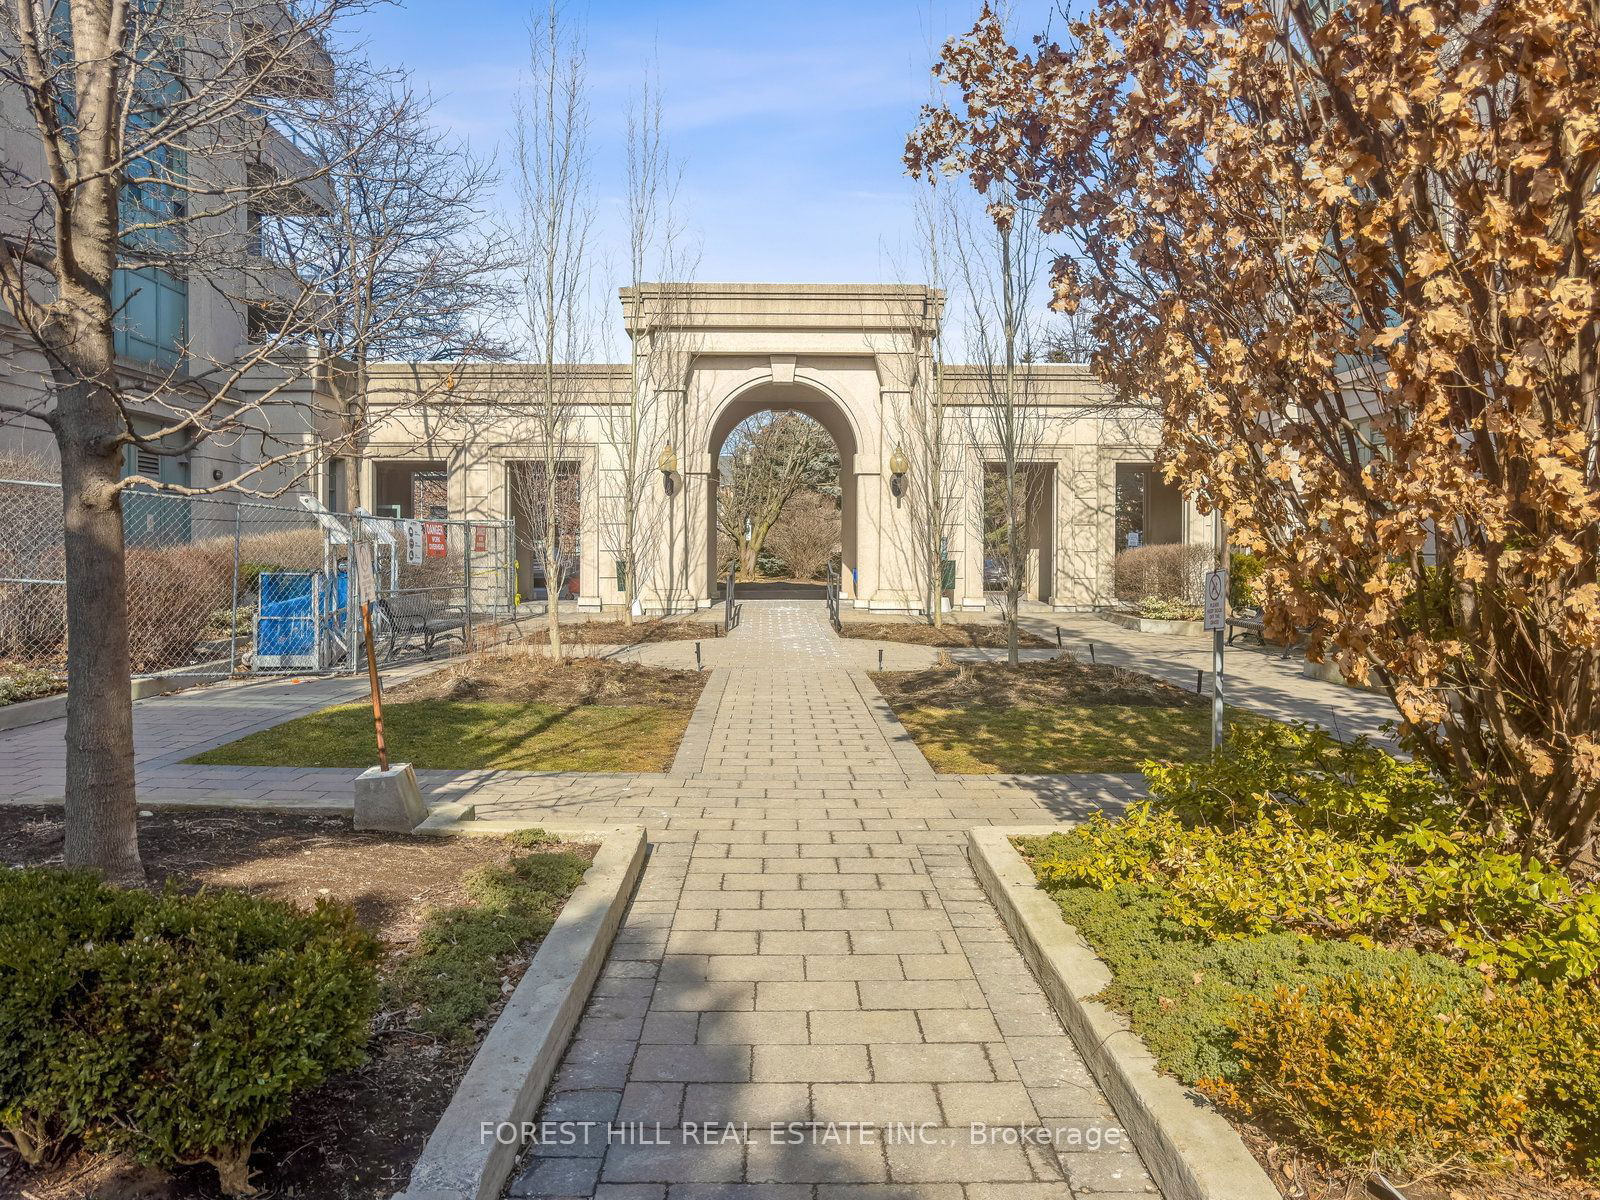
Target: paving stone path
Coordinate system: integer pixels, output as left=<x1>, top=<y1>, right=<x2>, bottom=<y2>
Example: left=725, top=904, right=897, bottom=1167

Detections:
left=502, top=602, right=1160, bottom=1199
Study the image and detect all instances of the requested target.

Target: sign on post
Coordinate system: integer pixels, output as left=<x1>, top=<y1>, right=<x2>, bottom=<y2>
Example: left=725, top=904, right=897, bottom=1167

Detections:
left=352, top=542, right=378, bottom=608
left=1204, top=568, right=1228, bottom=751
left=1204, top=569, right=1228, bottom=633
left=423, top=521, right=447, bottom=559
left=403, top=520, right=424, bottom=566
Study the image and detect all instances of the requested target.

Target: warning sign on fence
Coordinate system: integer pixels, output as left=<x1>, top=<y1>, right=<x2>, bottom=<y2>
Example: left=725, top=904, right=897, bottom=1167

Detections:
left=403, top=520, right=423, bottom=565
left=424, top=521, right=447, bottom=558
left=473, top=525, right=488, bottom=553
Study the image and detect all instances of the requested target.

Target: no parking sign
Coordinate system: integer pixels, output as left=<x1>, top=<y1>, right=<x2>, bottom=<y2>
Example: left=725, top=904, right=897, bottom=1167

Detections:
left=1204, top=569, right=1228, bottom=632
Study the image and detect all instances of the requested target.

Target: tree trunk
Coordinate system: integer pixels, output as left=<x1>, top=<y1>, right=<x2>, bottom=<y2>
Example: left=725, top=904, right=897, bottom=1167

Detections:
left=56, top=380, right=143, bottom=885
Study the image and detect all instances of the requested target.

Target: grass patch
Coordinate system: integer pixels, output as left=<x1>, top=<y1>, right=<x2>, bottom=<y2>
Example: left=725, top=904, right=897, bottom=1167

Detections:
left=890, top=702, right=1240, bottom=772
left=188, top=698, right=691, bottom=770
left=0, top=661, right=64, bottom=706
left=390, top=829, right=590, bottom=1041
left=874, top=655, right=1239, bottom=773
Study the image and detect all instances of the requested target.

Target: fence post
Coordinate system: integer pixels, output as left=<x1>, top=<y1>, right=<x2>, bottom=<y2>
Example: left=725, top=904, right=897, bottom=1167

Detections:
left=464, top=521, right=474, bottom=650
left=229, top=502, right=242, bottom=676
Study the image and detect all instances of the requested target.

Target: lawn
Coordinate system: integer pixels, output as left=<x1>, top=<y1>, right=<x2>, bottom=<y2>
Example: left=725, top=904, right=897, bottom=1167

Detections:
left=190, top=652, right=705, bottom=771
left=873, top=654, right=1235, bottom=773
left=0, top=809, right=593, bottom=1200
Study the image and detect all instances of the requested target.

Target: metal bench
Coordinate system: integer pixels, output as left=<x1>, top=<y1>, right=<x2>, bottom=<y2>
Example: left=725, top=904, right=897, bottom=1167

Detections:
left=1226, top=606, right=1267, bottom=646
left=379, top=591, right=466, bottom=654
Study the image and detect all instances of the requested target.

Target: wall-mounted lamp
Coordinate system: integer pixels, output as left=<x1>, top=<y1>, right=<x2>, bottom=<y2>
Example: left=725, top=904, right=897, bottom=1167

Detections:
left=888, top=445, right=909, bottom=498
left=658, top=443, right=678, bottom=495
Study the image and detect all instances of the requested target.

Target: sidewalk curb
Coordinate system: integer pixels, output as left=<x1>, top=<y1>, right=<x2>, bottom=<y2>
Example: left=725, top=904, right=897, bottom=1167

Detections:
left=394, top=821, right=647, bottom=1200
left=969, top=825, right=1281, bottom=1200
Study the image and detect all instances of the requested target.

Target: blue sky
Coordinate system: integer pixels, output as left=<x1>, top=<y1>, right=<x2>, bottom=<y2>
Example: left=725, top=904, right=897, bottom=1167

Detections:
left=355, top=0, right=1057, bottom=296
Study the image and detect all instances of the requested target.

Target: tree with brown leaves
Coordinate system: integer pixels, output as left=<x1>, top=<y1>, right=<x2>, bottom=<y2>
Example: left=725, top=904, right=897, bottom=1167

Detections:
left=909, top=0, right=1600, bottom=863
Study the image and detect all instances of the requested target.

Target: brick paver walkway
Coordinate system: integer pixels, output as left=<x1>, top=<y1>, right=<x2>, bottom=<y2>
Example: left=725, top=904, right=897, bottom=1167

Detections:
left=502, top=602, right=1160, bottom=1199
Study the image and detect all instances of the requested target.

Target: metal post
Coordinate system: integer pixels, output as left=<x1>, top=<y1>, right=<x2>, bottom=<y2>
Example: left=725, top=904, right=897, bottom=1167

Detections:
left=361, top=600, right=389, bottom=771
left=463, top=522, right=474, bottom=650
left=229, top=501, right=242, bottom=676
left=1211, top=513, right=1227, bottom=752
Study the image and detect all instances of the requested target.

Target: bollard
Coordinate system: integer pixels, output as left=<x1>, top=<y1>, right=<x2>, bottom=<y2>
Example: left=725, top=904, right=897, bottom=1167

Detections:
left=1055, top=627, right=1062, bottom=648
left=1196, top=668, right=1204, bottom=694
left=1088, top=642, right=1096, bottom=665
left=878, top=648, right=884, bottom=671
left=695, top=641, right=702, bottom=671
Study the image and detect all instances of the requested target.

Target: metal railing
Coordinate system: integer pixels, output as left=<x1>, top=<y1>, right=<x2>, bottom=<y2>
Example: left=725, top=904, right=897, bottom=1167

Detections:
left=824, top=565, right=842, bottom=632
left=724, top=568, right=739, bottom=633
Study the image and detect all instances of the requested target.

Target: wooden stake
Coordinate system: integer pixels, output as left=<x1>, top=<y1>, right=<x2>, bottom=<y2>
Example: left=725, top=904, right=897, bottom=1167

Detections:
left=361, top=601, right=389, bottom=772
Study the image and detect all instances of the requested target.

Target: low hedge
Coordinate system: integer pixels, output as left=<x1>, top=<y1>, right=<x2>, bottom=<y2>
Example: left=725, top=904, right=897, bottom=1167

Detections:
left=0, top=869, right=379, bottom=1195
left=1021, top=721, right=1600, bottom=1183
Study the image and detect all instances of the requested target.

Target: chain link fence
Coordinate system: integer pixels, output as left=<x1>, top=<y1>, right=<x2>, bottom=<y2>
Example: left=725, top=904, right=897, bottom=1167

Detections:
left=0, top=479, right=515, bottom=698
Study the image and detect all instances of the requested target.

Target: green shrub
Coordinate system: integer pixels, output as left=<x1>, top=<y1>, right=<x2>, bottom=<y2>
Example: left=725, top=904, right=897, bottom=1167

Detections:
left=0, top=869, right=379, bottom=1195
left=0, top=662, right=63, bottom=706
left=391, top=846, right=589, bottom=1041
left=1136, top=596, right=1202, bottom=621
left=1228, top=550, right=1265, bottom=609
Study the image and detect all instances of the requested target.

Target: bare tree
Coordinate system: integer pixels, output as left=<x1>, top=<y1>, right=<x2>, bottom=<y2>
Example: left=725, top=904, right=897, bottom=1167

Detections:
left=612, top=63, right=695, bottom=621
left=508, top=0, right=594, bottom=658
left=273, top=63, right=513, bottom=511
left=0, top=0, right=436, bottom=881
left=951, top=185, right=1049, bottom=665
left=885, top=185, right=959, bottom=626
left=717, top=412, right=835, bottom=577
left=764, top=490, right=840, bottom=582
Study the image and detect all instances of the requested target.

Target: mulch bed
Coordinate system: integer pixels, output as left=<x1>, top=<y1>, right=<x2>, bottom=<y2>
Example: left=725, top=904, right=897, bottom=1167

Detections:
left=873, top=652, right=1205, bottom=710
left=0, top=808, right=594, bottom=1200
left=393, top=648, right=706, bottom=709
left=839, top=620, right=1053, bottom=649
left=530, top=619, right=725, bottom=646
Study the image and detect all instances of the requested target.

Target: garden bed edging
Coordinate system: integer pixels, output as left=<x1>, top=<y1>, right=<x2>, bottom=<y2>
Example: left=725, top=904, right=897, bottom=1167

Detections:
left=394, top=819, right=647, bottom=1200
left=968, top=825, right=1281, bottom=1200
left=1097, top=611, right=1206, bottom=637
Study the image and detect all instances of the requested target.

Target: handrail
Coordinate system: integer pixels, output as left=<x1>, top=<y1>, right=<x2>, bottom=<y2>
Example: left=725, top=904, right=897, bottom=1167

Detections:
left=724, top=568, right=738, bottom=632
left=824, top=565, right=842, bottom=632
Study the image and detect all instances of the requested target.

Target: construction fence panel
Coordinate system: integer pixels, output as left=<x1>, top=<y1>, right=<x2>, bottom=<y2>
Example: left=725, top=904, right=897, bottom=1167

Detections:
left=0, top=481, right=516, bottom=693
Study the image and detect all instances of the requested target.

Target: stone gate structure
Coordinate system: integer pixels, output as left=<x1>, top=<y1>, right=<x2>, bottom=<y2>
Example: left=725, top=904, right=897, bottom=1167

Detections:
left=364, top=283, right=1210, bottom=614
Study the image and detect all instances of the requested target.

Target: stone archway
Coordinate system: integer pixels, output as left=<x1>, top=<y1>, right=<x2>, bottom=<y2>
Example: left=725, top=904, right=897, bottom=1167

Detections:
left=700, top=378, right=860, bottom=602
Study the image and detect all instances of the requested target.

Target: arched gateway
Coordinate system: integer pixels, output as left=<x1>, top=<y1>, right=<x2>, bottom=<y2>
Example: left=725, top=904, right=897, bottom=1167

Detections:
left=363, top=283, right=1210, bottom=614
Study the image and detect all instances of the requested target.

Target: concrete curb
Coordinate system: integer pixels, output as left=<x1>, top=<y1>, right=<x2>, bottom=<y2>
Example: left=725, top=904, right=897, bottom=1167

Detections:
left=969, top=825, right=1281, bottom=1200
left=0, top=664, right=229, bottom=733
left=1096, top=611, right=1206, bottom=637
left=394, top=821, right=648, bottom=1200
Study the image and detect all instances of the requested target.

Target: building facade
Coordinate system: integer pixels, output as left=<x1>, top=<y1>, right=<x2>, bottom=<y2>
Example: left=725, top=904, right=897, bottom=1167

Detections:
left=362, top=283, right=1209, bottom=614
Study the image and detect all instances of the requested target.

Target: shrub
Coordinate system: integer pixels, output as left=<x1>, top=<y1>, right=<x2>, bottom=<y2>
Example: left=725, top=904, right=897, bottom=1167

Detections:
left=0, top=662, right=63, bottom=705
left=1228, top=550, right=1265, bottom=609
left=390, top=845, right=589, bottom=1041
left=1112, top=542, right=1210, bottom=606
left=0, top=869, right=379, bottom=1195
left=1208, top=973, right=1531, bottom=1173
left=1210, top=973, right=1600, bottom=1178
left=124, top=543, right=235, bottom=673
left=1027, top=723, right=1600, bottom=981
left=1136, top=596, right=1202, bottom=621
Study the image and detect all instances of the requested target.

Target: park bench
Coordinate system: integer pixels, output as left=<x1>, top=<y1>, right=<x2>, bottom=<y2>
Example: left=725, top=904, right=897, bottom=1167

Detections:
left=379, top=590, right=467, bottom=655
left=1227, top=604, right=1313, bottom=660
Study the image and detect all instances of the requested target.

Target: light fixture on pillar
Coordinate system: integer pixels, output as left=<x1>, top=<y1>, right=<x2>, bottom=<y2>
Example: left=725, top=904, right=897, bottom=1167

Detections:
left=888, top=445, right=909, bottom=498
left=658, top=443, right=678, bottom=496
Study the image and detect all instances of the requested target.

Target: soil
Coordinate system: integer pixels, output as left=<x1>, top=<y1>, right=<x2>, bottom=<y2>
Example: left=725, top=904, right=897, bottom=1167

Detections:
left=530, top=618, right=726, bottom=646
left=873, top=652, right=1206, bottom=711
left=0, top=808, right=595, bottom=1200
left=392, top=647, right=706, bottom=710
left=839, top=621, right=1053, bottom=649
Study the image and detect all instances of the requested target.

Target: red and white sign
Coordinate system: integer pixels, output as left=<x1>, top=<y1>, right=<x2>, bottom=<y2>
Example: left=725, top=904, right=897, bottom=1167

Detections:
left=473, top=525, right=488, bottom=553
left=423, top=521, right=448, bottom=558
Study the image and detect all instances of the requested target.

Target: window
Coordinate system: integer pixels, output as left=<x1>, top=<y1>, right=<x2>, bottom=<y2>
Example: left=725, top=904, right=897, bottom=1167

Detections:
left=112, top=266, right=188, bottom=367
left=324, top=457, right=347, bottom=512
